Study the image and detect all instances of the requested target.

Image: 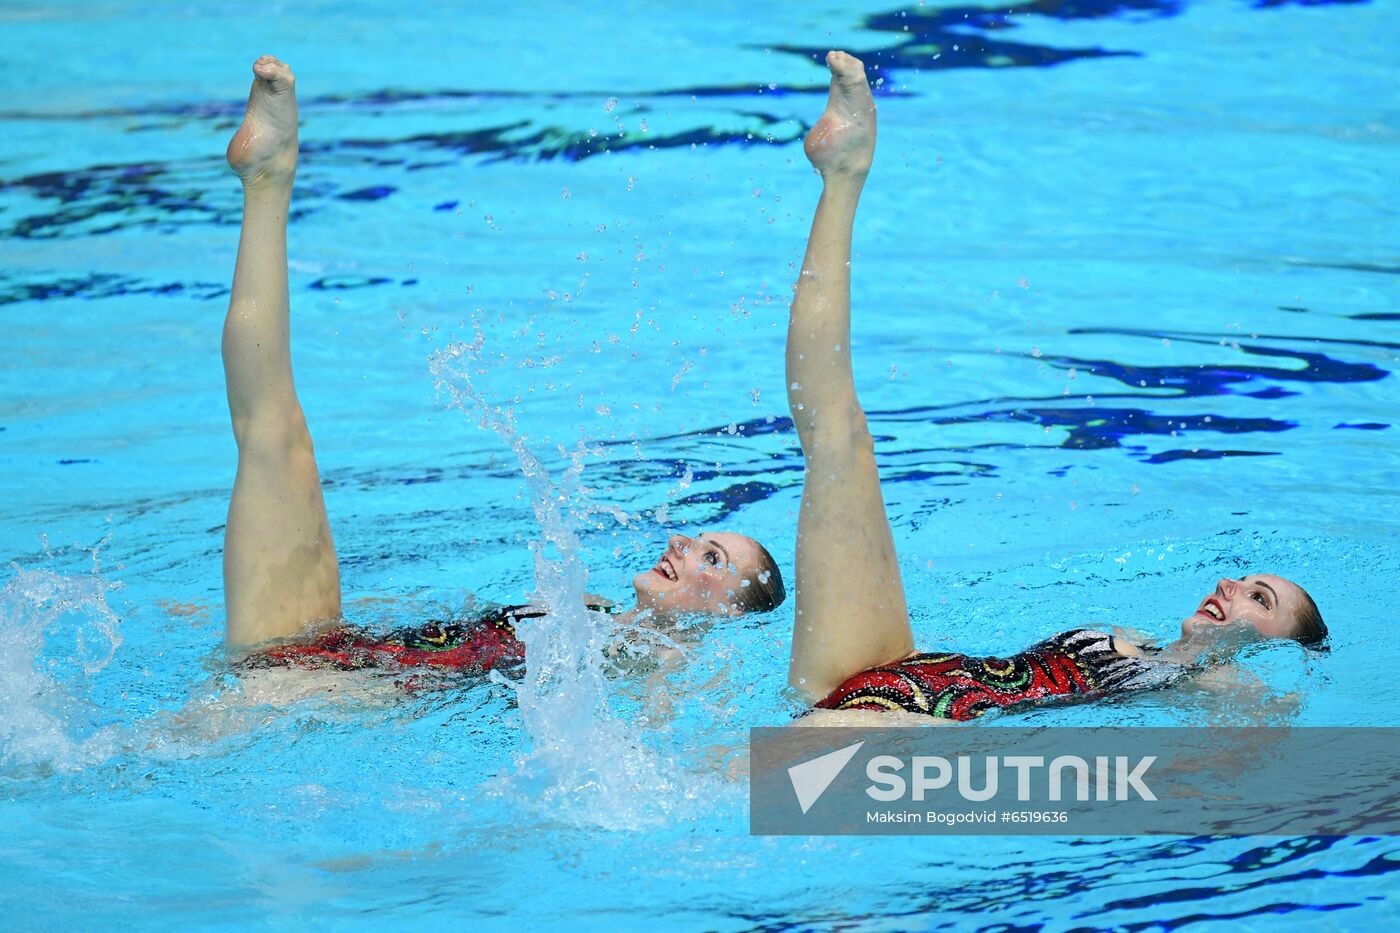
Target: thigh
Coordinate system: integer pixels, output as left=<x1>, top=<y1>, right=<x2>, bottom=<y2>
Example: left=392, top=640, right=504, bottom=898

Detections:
left=790, top=437, right=913, bottom=698
left=223, top=420, right=341, bottom=647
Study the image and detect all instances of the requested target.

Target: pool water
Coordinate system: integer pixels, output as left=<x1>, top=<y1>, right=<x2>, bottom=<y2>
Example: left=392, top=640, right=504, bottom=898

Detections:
left=2, top=0, right=1398, bottom=928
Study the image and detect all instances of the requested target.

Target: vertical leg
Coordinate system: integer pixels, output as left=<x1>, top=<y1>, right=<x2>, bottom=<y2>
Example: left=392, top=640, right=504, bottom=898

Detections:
left=221, top=56, right=340, bottom=647
left=786, top=52, right=913, bottom=701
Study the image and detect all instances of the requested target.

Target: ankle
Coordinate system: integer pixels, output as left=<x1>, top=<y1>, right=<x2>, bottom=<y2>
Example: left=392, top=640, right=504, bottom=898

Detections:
left=819, top=175, right=866, bottom=206
left=820, top=168, right=868, bottom=189
left=240, top=169, right=295, bottom=198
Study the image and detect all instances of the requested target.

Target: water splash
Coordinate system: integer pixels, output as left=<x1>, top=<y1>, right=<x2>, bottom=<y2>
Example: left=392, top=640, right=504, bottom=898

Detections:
left=429, top=327, right=715, bottom=828
left=0, top=547, right=124, bottom=773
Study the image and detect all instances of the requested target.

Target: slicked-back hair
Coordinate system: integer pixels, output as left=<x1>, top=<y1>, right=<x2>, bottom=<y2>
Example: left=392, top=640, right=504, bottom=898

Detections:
left=1292, top=586, right=1328, bottom=649
left=732, top=541, right=786, bottom=615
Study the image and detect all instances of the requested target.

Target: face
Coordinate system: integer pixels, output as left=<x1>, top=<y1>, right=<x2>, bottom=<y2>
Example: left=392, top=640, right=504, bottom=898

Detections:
left=632, top=531, right=766, bottom=619
left=1181, top=574, right=1309, bottom=641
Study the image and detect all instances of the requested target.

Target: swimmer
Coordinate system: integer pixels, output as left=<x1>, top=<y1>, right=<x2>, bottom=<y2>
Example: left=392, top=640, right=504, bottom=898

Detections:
left=219, top=56, right=783, bottom=672
left=783, top=51, right=1326, bottom=726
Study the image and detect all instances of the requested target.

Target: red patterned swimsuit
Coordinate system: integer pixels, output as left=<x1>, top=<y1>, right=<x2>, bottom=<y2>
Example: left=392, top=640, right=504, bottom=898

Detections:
left=241, top=607, right=537, bottom=675
left=815, top=628, right=1184, bottom=721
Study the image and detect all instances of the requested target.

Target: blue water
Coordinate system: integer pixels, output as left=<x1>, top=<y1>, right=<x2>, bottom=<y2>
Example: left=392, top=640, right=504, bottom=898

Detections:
left=2, top=0, right=1398, bottom=928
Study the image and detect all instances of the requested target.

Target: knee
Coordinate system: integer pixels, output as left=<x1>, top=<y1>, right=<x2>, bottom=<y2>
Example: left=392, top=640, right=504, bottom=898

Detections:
left=806, top=405, right=874, bottom=455
left=231, top=407, right=313, bottom=457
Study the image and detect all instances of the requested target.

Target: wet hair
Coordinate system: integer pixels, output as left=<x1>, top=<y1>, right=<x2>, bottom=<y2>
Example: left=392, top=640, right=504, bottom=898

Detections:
left=1290, top=586, right=1328, bottom=649
left=731, top=541, right=787, bottom=615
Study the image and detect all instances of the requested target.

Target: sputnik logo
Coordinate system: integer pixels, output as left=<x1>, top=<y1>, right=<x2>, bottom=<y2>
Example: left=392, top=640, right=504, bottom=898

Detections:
left=787, top=741, right=865, bottom=814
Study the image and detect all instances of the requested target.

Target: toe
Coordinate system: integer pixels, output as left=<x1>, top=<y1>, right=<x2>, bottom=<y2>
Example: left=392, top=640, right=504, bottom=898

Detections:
left=251, top=56, right=295, bottom=88
left=827, top=50, right=866, bottom=81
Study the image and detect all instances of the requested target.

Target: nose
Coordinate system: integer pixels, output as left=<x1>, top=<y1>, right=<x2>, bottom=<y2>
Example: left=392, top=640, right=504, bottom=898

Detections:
left=668, top=534, right=692, bottom=555
left=1216, top=577, right=1236, bottom=598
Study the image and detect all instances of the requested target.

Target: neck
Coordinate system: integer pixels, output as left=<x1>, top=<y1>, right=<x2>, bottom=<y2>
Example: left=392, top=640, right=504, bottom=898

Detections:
left=616, top=605, right=663, bottom=631
left=1160, top=637, right=1212, bottom=664
left=1162, top=626, right=1255, bottom=665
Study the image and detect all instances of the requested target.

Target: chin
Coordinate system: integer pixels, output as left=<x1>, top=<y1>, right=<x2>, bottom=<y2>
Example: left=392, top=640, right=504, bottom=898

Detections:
left=1182, top=617, right=1222, bottom=639
left=632, top=573, right=656, bottom=606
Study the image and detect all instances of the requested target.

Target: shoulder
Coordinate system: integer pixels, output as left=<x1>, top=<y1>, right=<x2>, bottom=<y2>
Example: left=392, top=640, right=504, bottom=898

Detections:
left=1036, top=628, right=1116, bottom=653
left=481, top=597, right=616, bottom=625
left=1110, top=636, right=1147, bottom=658
left=1039, top=628, right=1148, bottom=659
left=1057, top=629, right=1189, bottom=691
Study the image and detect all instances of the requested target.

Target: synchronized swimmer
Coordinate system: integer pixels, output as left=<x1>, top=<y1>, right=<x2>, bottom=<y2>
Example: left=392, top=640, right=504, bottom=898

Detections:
left=220, top=55, right=783, bottom=677
left=218, top=52, right=1325, bottom=719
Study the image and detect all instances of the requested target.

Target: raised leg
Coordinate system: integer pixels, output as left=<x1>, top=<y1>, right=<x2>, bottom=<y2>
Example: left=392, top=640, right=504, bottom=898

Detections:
left=221, top=56, right=340, bottom=648
left=786, top=52, right=913, bottom=702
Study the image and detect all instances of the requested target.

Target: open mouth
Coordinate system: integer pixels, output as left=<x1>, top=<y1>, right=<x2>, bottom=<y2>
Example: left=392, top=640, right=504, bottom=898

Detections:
left=652, top=556, right=678, bottom=582
left=1196, top=597, right=1226, bottom=621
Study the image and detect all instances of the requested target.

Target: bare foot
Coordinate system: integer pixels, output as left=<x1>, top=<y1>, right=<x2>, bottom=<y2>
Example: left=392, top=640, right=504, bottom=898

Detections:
left=803, top=51, right=876, bottom=178
left=226, top=55, right=299, bottom=184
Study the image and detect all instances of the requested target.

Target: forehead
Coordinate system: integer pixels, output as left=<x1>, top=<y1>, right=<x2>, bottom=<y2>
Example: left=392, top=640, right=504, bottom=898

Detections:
left=699, top=532, right=762, bottom=566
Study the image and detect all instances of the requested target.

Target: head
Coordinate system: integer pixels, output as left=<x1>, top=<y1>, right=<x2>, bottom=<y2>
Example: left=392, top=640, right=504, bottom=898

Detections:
left=632, top=531, right=786, bottom=620
left=1183, top=574, right=1327, bottom=648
